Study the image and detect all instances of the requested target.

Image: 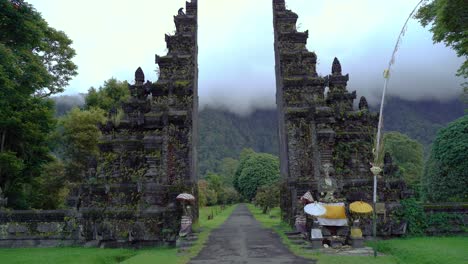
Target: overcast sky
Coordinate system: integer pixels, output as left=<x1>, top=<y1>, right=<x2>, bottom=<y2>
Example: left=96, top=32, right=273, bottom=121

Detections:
left=29, top=0, right=464, bottom=114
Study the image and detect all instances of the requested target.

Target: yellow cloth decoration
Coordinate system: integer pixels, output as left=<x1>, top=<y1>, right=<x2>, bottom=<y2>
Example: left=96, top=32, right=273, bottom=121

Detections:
left=349, top=201, right=373, bottom=214
left=351, top=227, right=363, bottom=238
left=323, top=205, right=347, bottom=219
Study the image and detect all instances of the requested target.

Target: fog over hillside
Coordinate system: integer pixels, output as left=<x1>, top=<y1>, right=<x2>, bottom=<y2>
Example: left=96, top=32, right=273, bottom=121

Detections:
left=30, top=0, right=465, bottom=116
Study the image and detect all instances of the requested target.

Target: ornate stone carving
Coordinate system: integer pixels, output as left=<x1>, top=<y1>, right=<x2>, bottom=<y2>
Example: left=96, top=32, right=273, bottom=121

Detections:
left=331, top=57, right=342, bottom=75
left=359, top=96, right=369, bottom=110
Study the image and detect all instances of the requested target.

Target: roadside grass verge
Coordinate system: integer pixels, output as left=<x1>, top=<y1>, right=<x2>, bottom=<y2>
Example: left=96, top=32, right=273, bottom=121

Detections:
left=122, top=204, right=238, bottom=264
left=0, top=204, right=238, bottom=264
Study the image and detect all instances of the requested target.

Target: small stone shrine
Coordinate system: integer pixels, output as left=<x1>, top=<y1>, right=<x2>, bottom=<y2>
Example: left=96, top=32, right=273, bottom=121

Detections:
left=272, top=0, right=408, bottom=240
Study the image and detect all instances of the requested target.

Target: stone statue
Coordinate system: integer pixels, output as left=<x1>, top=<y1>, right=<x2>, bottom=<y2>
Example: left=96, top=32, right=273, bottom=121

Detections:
left=180, top=204, right=193, bottom=237
left=319, top=163, right=338, bottom=203
left=294, top=201, right=307, bottom=235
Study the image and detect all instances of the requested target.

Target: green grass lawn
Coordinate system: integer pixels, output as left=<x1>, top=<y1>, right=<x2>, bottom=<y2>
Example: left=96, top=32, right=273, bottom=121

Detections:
left=247, top=204, right=468, bottom=264
left=0, top=204, right=238, bottom=264
left=0, top=247, right=135, bottom=264
left=372, top=236, right=468, bottom=264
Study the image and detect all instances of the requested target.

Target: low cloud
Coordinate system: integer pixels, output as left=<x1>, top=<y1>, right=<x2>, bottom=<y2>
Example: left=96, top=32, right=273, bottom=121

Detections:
left=30, top=0, right=465, bottom=114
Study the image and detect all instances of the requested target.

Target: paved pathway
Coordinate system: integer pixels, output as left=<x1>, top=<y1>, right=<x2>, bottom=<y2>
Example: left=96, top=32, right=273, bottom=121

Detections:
left=189, top=204, right=314, bottom=264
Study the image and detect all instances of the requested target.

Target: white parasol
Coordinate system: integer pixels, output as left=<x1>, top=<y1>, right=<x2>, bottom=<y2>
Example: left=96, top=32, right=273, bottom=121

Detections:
left=176, top=193, right=195, bottom=203
left=304, top=202, right=326, bottom=217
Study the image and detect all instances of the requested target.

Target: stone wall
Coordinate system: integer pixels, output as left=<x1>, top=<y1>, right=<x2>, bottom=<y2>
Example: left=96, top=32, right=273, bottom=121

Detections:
left=423, top=203, right=468, bottom=235
left=0, top=210, right=78, bottom=248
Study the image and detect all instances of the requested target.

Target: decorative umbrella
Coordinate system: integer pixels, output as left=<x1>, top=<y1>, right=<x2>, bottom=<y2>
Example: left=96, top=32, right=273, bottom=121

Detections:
left=349, top=201, right=373, bottom=214
left=176, top=193, right=195, bottom=203
left=304, top=202, right=326, bottom=217
left=300, top=191, right=314, bottom=204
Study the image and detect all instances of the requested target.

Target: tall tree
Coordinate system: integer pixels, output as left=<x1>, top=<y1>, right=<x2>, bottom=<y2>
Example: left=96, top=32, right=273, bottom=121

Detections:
left=0, top=0, right=77, bottom=97
left=59, top=108, right=105, bottom=183
left=422, top=115, right=468, bottom=202
left=233, top=148, right=255, bottom=192
left=85, top=78, right=129, bottom=113
left=235, top=151, right=280, bottom=201
left=416, top=0, right=468, bottom=79
left=0, top=0, right=77, bottom=208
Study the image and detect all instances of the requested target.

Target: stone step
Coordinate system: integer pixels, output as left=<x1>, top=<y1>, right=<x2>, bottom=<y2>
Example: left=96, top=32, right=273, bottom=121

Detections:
left=286, top=233, right=306, bottom=240
left=290, top=239, right=306, bottom=245
left=284, top=231, right=301, bottom=236
left=177, top=246, right=191, bottom=253
left=183, top=235, right=198, bottom=241
left=177, top=240, right=194, bottom=248
left=287, top=235, right=305, bottom=241
left=302, top=244, right=316, bottom=250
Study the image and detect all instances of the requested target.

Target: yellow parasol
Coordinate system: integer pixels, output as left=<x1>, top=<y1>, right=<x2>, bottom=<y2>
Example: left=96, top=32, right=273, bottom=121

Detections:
left=349, top=201, right=373, bottom=214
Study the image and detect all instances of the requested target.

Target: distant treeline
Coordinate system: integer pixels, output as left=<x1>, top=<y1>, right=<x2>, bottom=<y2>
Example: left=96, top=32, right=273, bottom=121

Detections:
left=52, top=94, right=465, bottom=176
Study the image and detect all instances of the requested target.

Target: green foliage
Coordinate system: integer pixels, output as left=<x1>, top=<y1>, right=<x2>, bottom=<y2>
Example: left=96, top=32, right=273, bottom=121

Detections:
left=254, top=181, right=280, bottom=214
left=0, top=0, right=77, bottom=97
left=222, top=187, right=241, bottom=205
left=198, top=179, right=217, bottom=206
left=205, top=172, right=224, bottom=204
left=422, top=115, right=468, bottom=202
left=0, top=247, right=136, bottom=264
left=397, top=198, right=428, bottom=236
left=28, top=157, right=67, bottom=209
left=205, top=189, right=218, bottom=206
left=218, top=157, right=238, bottom=186
left=426, top=212, right=466, bottom=234
left=380, top=97, right=465, bottom=155
left=0, top=152, right=24, bottom=181
left=85, top=78, right=130, bottom=113
left=416, top=0, right=468, bottom=79
left=0, top=97, right=56, bottom=209
left=383, top=132, right=424, bottom=186
left=395, top=198, right=465, bottom=236
left=197, top=180, right=208, bottom=207
left=58, top=107, right=106, bottom=183
left=235, top=150, right=280, bottom=201
left=205, top=173, right=223, bottom=194
left=372, top=237, right=468, bottom=264
left=233, top=148, right=255, bottom=192
left=198, top=99, right=464, bottom=178
left=0, top=0, right=76, bottom=208
left=198, top=108, right=278, bottom=176
left=199, top=174, right=240, bottom=207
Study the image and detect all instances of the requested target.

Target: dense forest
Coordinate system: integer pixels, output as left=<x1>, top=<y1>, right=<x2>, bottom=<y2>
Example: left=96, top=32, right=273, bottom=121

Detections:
left=378, top=97, right=466, bottom=153
left=52, top=94, right=465, bottom=177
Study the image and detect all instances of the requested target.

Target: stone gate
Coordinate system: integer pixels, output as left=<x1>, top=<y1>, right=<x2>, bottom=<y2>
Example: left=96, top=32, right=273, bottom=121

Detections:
left=0, top=0, right=198, bottom=248
left=0, top=0, right=415, bottom=248
left=273, top=0, right=408, bottom=236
